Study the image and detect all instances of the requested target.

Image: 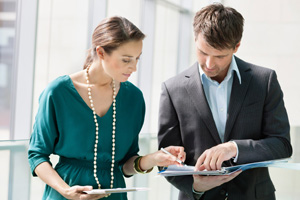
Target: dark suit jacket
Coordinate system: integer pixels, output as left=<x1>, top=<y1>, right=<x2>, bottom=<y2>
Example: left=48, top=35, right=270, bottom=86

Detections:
left=157, top=57, right=292, bottom=200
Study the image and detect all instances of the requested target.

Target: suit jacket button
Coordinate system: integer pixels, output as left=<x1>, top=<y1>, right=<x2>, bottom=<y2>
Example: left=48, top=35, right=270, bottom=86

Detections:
left=220, top=189, right=227, bottom=196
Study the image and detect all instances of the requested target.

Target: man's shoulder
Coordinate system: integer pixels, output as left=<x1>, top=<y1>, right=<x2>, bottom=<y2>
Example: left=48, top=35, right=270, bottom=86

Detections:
left=235, top=56, right=274, bottom=75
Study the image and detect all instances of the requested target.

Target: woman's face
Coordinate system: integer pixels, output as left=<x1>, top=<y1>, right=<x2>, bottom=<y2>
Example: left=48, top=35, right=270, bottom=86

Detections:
left=101, top=40, right=143, bottom=82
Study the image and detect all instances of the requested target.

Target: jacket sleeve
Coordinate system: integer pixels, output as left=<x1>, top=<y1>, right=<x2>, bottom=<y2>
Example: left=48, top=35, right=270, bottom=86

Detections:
left=158, top=82, right=195, bottom=200
left=234, top=70, right=292, bottom=164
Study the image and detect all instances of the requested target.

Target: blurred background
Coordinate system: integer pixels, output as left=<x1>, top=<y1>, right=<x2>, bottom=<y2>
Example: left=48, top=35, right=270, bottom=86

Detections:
left=1, top=0, right=300, bottom=199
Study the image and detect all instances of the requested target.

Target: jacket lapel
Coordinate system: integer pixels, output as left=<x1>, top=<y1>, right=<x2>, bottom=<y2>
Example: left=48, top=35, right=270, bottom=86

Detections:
left=224, top=58, right=252, bottom=141
left=184, top=63, right=222, bottom=144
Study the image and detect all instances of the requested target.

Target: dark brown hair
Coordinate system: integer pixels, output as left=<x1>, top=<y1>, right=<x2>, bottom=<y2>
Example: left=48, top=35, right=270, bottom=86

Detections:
left=193, top=3, right=244, bottom=50
left=83, top=16, right=145, bottom=69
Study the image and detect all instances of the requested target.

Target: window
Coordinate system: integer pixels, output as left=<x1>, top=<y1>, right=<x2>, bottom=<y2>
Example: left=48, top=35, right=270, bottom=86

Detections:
left=0, top=0, right=17, bottom=140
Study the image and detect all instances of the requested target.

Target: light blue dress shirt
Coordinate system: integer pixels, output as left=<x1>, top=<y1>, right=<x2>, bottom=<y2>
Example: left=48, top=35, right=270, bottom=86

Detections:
left=198, top=56, right=241, bottom=143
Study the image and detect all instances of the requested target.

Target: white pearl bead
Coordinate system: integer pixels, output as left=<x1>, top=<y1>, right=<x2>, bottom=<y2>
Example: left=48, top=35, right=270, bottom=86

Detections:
left=87, top=67, right=116, bottom=189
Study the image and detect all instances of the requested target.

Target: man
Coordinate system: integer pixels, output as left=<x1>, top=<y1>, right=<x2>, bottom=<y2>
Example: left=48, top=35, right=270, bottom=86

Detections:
left=157, top=3, right=292, bottom=200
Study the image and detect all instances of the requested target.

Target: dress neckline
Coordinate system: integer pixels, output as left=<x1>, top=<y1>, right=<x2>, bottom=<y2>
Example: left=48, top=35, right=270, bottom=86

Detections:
left=65, top=75, right=122, bottom=118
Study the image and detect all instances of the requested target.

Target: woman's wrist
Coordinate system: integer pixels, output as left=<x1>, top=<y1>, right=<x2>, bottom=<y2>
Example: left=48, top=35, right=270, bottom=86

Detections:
left=58, top=185, right=71, bottom=198
left=139, top=154, right=156, bottom=171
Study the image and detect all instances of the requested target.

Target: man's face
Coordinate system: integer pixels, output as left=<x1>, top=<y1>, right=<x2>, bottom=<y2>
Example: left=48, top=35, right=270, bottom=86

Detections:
left=195, top=33, right=240, bottom=83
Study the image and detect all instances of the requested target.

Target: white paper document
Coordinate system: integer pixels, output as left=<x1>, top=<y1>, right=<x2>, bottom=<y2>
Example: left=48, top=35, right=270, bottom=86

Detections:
left=158, top=158, right=298, bottom=177
left=84, top=187, right=149, bottom=194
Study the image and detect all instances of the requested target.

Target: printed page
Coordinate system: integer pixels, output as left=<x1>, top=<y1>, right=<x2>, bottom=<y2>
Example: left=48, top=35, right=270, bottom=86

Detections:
left=158, top=158, right=291, bottom=176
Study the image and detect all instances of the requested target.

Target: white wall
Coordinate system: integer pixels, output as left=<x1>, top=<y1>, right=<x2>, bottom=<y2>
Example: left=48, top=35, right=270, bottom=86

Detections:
left=225, top=0, right=300, bottom=126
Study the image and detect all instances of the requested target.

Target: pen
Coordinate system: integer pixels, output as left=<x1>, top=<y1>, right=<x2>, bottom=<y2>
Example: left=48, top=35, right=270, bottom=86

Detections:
left=160, top=147, right=185, bottom=165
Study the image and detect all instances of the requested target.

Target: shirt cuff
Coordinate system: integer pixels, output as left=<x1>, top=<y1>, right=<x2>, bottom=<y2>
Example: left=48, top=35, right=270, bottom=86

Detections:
left=192, top=186, right=204, bottom=199
left=230, top=141, right=239, bottom=163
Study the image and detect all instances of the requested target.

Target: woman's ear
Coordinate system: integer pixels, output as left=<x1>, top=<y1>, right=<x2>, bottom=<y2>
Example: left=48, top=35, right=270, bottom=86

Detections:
left=96, top=46, right=105, bottom=59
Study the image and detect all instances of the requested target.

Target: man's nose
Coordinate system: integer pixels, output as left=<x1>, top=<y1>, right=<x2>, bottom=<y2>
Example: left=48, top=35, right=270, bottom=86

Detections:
left=206, top=57, right=215, bottom=69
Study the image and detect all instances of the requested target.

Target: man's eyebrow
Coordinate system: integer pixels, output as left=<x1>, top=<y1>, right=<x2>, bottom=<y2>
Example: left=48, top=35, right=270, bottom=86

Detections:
left=197, top=48, right=207, bottom=55
left=197, top=46, right=228, bottom=57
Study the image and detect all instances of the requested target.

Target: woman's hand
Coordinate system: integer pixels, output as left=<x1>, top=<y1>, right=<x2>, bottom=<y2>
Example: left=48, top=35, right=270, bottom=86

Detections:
left=140, top=146, right=186, bottom=170
left=62, top=185, right=109, bottom=200
left=34, top=162, right=109, bottom=200
left=154, top=146, right=186, bottom=166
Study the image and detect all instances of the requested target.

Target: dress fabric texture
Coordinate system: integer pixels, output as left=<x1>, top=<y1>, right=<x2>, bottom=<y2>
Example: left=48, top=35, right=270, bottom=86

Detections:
left=28, top=75, right=145, bottom=200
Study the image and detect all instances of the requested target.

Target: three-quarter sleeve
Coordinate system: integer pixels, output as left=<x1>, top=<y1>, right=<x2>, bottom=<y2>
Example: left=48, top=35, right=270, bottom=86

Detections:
left=28, top=89, right=59, bottom=176
left=118, top=89, right=146, bottom=177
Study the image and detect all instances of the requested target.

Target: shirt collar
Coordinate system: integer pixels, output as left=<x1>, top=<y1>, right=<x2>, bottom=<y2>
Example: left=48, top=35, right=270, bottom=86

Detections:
left=198, top=55, right=242, bottom=84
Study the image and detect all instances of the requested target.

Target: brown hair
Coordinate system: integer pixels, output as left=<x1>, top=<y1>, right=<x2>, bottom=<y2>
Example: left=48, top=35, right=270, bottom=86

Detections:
left=83, top=16, right=145, bottom=69
left=193, top=3, right=244, bottom=50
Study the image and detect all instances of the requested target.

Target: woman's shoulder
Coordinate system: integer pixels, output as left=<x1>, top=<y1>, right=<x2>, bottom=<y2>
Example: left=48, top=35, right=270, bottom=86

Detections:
left=121, top=81, right=143, bottom=97
left=40, top=75, right=72, bottom=98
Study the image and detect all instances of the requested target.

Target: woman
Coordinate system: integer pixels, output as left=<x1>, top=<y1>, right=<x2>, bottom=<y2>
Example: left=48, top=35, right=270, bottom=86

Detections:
left=28, top=16, right=185, bottom=200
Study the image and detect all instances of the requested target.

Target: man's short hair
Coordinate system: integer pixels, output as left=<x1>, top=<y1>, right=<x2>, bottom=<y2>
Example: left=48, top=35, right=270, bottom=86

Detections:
left=193, top=3, right=244, bottom=50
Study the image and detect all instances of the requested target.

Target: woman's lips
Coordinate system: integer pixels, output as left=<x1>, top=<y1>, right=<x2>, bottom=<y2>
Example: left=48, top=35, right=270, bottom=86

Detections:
left=123, top=73, right=131, bottom=78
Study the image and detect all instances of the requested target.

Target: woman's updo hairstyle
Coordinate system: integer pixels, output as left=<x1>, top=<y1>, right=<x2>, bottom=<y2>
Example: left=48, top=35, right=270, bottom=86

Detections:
left=84, top=16, right=145, bottom=69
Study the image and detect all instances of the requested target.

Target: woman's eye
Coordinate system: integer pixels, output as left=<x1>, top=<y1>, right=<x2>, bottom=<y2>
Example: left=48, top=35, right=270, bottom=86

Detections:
left=122, top=59, right=131, bottom=63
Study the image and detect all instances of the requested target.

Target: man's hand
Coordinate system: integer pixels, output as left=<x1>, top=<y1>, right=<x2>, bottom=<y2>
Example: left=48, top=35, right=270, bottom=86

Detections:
left=195, top=142, right=237, bottom=171
left=192, top=170, right=241, bottom=192
left=192, top=142, right=240, bottom=193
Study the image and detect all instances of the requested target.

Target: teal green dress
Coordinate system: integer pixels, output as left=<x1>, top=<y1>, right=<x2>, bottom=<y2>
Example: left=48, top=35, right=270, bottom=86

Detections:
left=28, top=75, right=145, bottom=200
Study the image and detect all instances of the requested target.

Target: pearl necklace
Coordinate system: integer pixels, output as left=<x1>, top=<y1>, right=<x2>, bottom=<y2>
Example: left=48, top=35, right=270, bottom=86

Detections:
left=85, top=66, right=116, bottom=189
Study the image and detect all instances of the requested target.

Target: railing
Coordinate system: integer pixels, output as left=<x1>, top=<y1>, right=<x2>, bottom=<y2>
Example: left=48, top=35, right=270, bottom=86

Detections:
left=1, top=128, right=300, bottom=200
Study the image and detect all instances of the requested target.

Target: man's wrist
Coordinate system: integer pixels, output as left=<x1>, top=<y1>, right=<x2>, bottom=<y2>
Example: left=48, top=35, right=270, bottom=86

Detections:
left=229, top=140, right=239, bottom=163
left=192, top=186, right=204, bottom=194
